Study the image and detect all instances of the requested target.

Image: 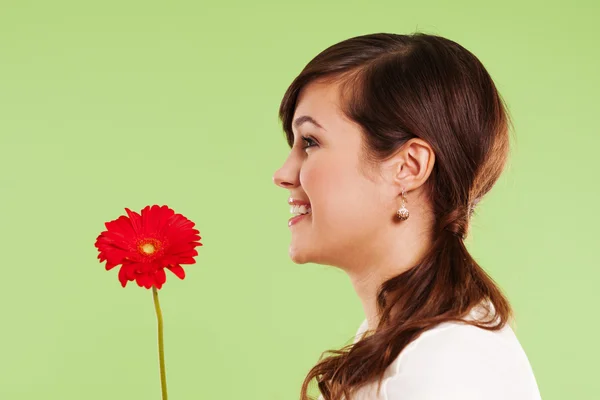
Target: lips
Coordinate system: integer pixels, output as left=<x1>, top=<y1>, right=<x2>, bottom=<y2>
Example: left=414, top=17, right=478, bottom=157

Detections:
left=288, top=212, right=310, bottom=227
left=288, top=197, right=311, bottom=206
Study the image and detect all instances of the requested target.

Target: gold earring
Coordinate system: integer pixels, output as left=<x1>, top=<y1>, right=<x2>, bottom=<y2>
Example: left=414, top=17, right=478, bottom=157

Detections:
left=396, top=189, right=409, bottom=221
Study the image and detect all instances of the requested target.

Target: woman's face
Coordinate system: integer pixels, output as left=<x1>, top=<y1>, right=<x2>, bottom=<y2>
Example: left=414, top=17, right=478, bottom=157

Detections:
left=273, top=79, right=397, bottom=270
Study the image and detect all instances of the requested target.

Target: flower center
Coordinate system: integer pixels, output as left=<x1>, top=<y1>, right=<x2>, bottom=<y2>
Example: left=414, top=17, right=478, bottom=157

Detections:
left=137, top=238, right=163, bottom=257
left=141, top=243, right=156, bottom=254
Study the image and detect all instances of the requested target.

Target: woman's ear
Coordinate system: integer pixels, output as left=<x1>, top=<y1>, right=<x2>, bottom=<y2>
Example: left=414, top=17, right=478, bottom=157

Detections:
left=387, top=138, right=436, bottom=192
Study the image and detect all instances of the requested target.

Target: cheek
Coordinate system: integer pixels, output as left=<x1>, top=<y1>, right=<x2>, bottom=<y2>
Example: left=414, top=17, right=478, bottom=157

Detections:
left=301, top=158, right=372, bottom=219
left=300, top=156, right=345, bottom=200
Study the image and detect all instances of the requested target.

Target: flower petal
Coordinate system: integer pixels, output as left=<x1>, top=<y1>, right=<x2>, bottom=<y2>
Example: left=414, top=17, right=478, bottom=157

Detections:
left=156, top=205, right=176, bottom=233
left=103, top=215, right=136, bottom=241
left=155, top=268, right=166, bottom=288
left=136, top=273, right=152, bottom=289
left=105, top=260, right=119, bottom=271
left=167, top=264, right=185, bottom=280
left=118, top=264, right=135, bottom=288
left=178, top=257, right=196, bottom=265
left=124, top=208, right=142, bottom=235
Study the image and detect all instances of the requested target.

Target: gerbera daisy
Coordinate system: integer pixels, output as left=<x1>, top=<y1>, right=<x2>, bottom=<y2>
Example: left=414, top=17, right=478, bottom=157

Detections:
left=95, top=205, right=202, bottom=289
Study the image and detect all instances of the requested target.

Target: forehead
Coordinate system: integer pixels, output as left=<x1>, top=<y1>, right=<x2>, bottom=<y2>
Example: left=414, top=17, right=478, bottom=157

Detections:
left=293, top=80, right=345, bottom=127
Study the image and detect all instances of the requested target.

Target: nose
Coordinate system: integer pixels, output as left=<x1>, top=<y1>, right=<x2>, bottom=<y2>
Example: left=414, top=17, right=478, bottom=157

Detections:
left=273, top=156, right=300, bottom=189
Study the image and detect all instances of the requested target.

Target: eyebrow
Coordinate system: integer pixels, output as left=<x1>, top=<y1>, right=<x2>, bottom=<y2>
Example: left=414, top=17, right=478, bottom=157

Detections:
left=293, top=115, right=326, bottom=131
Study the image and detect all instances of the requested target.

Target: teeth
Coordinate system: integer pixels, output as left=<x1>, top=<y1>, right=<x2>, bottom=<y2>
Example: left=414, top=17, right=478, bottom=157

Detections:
left=290, top=204, right=312, bottom=215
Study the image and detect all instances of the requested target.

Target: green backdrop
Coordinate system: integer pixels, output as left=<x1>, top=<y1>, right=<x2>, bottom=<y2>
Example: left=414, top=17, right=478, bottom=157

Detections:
left=1, top=1, right=598, bottom=399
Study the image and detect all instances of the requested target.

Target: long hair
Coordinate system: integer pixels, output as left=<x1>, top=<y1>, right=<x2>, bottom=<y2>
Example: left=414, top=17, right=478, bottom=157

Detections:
left=278, top=32, right=514, bottom=400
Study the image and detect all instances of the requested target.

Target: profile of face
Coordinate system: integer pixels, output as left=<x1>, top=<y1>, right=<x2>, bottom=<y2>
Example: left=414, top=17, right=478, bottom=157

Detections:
left=273, top=79, right=402, bottom=271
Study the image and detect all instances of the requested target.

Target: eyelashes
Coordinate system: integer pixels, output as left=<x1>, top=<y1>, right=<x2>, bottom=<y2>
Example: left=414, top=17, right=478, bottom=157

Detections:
left=301, top=135, right=318, bottom=150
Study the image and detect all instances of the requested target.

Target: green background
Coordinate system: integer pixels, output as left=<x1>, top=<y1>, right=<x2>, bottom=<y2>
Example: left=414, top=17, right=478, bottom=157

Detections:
left=1, top=1, right=598, bottom=399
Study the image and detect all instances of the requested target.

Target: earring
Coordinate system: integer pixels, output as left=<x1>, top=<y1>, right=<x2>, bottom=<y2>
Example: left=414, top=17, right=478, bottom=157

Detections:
left=396, top=189, right=409, bottom=221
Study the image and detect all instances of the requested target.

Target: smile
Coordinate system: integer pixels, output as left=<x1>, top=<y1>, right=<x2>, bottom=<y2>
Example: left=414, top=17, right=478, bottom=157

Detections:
left=288, top=212, right=311, bottom=228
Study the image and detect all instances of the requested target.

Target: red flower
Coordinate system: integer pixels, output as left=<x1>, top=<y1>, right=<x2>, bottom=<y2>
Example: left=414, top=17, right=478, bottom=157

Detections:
left=95, top=205, right=202, bottom=289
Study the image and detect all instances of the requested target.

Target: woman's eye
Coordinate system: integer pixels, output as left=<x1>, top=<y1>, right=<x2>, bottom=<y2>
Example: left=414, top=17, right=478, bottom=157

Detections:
left=301, top=136, right=317, bottom=150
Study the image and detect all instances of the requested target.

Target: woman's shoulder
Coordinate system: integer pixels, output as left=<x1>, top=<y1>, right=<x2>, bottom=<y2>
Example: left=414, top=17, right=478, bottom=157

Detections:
left=381, top=310, right=541, bottom=399
left=390, top=301, right=522, bottom=361
left=349, top=303, right=541, bottom=400
left=395, top=319, right=524, bottom=370
left=353, top=302, right=518, bottom=352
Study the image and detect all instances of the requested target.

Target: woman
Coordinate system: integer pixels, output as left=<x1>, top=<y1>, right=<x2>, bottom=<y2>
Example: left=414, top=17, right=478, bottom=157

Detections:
left=273, top=33, right=541, bottom=400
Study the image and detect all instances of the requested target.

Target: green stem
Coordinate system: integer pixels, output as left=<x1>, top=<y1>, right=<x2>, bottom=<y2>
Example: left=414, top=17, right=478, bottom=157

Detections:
left=152, top=286, right=168, bottom=400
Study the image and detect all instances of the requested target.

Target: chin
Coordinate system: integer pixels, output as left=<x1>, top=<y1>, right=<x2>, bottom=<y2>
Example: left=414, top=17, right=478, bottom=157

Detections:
left=288, top=247, right=313, bottom=264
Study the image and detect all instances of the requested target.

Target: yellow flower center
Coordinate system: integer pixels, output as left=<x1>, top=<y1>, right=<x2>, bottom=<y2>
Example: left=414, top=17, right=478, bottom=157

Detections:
left=141, top=243, right=156, bottom=254
left=137, top=238, right=162, bottom=257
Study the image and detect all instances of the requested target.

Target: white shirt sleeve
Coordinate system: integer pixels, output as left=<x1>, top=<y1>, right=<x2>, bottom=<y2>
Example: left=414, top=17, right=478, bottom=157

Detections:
left=383, top=323, right=542, bottom=400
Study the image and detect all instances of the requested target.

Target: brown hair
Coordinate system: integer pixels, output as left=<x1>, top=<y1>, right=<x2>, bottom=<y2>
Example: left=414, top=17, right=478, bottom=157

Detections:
left=278, top=32, right=515, bottom=400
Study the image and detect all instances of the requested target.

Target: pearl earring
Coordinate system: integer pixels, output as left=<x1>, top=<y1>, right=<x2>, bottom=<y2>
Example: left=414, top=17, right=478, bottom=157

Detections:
left=396, top=189, right=409, bottom=221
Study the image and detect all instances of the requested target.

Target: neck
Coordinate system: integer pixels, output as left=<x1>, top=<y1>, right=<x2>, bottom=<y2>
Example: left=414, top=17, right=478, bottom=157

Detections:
left=346, top=228, right=433, bottom=331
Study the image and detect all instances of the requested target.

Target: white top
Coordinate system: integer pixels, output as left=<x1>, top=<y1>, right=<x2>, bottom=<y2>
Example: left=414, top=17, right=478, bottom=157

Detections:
left=318, top=304, right=541, bottom=400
